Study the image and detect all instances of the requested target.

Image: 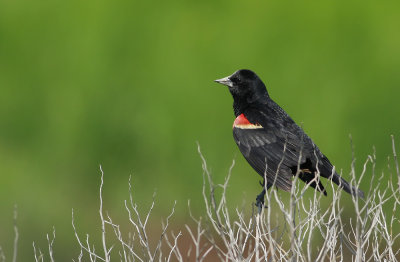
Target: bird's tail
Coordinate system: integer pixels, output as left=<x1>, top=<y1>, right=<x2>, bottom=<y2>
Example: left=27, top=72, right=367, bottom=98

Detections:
left=331, top=173, right=365, bottom=199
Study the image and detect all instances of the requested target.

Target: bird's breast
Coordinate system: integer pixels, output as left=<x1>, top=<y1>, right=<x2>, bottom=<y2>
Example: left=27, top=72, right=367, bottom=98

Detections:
left=233, top=114, right=263, bottom=129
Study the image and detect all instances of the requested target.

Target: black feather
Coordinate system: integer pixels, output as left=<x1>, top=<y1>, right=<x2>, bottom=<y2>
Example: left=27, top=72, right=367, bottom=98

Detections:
left=216, top=69, right=364, bottom=199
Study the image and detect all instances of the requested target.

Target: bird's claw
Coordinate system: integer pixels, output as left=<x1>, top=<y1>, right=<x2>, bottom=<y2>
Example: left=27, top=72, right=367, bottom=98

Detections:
left=255, top=200, right=267, bottom=214
left=255, top=190, right=267, bottom=214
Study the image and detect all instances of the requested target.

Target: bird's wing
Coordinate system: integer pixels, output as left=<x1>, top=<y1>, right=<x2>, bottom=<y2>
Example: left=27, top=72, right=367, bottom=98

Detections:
left=232, top=106, right=318, bottom=191
left=233, top=126, right=304, bottom=191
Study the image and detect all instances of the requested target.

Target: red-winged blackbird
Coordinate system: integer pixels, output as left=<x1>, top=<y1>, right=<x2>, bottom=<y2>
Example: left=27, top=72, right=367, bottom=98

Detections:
left=215, top=69, right=364, bottom=209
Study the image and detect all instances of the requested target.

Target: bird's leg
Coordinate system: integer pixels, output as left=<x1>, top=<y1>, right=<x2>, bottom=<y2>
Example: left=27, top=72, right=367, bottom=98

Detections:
left=255, top=188, right=266, bottom=212
left=255, top=180, right=271, bottom=213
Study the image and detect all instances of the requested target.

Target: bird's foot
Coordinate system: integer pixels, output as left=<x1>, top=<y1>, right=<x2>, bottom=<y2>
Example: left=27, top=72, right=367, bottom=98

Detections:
left=255, top=199, right=266, bottom=214
left=255, top=189, right=267, bottom=214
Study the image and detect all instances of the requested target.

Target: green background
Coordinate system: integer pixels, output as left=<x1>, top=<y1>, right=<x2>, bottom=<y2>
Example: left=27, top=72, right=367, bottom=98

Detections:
left=1, top=0, right=399, bottom=260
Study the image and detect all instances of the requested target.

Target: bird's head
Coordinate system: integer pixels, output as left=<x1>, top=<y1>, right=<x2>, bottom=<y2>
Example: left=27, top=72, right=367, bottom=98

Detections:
left=215, top=69, right=269, bottom=103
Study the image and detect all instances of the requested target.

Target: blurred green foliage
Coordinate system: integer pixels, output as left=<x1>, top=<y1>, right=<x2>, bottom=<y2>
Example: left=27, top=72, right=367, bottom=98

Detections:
left=0, top=0, right=399, bottom=260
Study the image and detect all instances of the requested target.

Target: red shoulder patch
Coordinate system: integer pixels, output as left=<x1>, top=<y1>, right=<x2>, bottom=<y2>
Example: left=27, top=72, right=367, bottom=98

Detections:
left=233, top=114, right=263, bottom=129
left=234, top=114, right=251, bottom=126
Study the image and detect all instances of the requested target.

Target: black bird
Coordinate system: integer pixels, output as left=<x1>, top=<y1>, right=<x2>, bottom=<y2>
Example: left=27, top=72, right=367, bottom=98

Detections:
left=215, top=69, right=364, bottom=209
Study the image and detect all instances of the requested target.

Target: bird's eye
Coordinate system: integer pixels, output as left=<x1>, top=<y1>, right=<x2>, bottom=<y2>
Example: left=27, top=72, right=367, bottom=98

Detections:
left=230, top=77, right=240, bottom=83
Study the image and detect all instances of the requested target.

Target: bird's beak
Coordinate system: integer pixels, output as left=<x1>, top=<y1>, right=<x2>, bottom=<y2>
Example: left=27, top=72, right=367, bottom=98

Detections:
left=214, top=76, right=233, bottom=87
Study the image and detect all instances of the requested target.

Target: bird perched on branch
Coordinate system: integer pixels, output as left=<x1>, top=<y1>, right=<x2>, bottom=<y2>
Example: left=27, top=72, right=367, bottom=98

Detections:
left=215, top=69, right=364, bottom=210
